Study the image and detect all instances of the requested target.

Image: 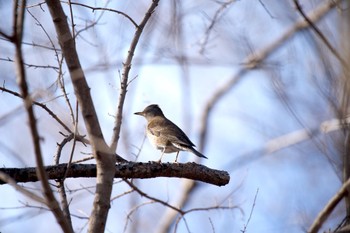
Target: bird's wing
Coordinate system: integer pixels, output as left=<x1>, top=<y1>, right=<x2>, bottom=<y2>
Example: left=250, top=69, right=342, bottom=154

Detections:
left=148, top=118, right=195, bottom=147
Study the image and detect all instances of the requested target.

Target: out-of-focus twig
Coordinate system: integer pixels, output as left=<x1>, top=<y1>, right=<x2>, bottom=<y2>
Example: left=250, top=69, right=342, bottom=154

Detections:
left=0, top=171, right=47, bottom=204
left=293, top=0, right=348, bottom=71
left=199, top=0, right=236, bottom=54
left=231, top=117, right=350, bottom=169
left=308, top=178, right=350, bottom=233
left=0, top=86, right=73, bottom=133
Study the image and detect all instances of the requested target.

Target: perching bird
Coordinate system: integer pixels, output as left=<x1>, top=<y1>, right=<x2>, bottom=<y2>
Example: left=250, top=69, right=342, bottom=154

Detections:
left=134, top=104, right=208, bottom=162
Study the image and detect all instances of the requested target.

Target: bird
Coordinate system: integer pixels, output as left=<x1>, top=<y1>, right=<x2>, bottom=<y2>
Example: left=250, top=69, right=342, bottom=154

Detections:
left=134, top=104, right=208, bottom=163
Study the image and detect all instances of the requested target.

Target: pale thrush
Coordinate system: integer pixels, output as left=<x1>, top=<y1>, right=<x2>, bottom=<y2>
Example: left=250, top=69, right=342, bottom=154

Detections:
left=135, top=104, right=208, bottom=162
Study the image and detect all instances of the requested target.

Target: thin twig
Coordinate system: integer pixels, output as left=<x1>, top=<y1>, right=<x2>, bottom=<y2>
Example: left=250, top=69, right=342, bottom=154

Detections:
left=65, top=1, right=138, bottom=28
left=63, top=103, right=79, bottom=180
left=0, top=57, right=60, bottom=70
left=110, top=0, right=160, bottom=152
left=241, top=188, right=259, bottom=233
left=124, top=179, right=183, bottom=213
left=0, top=171, right=46, bottom=204
left=0, top=85, right=72, bottom=133
left=123, top=200, right=155, bottom=233
left=67, top=0, right=76, bottom=42
left=199, top=0, right=236, bottom=54
left=0, top=37, right=62, bottom=51
left=293, top=0, right=348, bottom=71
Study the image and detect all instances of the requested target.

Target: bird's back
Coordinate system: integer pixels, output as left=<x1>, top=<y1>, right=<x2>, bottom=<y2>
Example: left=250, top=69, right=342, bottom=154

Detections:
left=147, top=116, right=195, bottom=148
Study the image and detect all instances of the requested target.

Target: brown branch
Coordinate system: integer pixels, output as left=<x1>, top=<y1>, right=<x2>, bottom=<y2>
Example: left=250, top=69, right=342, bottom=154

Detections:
left=0, top=57, right=60, bottom=70
left=0, top=162, right=230, bottom=187
left=124, top=179, right=183, bottom=213
left=0, top=37, right=62, bottom=51
left=44, top=1, right=118, bottom=232
left=0, top=85, right=72, bottom=133
left=13, top=0, right=73, bottom=232
left=110, top=0, right=160, bottom=152
left=293, top=0, right=348, bottom=70
left=54, top=132, right=79, bottom=228
left=308, top=178, right=350, bottom=233
left=66, top=1, right=138, bottom=28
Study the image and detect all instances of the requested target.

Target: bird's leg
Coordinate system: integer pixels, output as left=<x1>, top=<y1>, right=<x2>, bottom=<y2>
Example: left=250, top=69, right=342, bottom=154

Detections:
left=174, top=151, right=179, bottom=163
left=158, top=148, right=165, bottom=163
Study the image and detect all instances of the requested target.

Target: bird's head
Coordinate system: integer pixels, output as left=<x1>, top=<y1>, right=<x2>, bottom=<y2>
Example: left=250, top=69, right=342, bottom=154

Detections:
left=134, top=104, right=165, bottom=120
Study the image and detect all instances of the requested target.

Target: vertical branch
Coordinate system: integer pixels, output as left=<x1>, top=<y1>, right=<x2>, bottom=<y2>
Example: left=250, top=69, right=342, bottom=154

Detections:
left=110, top=0, right=160, bottom=153
left=44, top=1, right=115, bottom=232
left=339, top=1, right=350, bottom=223
left=13, top=0, right=72, bottom=232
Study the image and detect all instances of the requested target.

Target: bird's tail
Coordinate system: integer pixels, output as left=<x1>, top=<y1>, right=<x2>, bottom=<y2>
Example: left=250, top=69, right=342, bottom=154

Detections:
left=190, top=148, right=208, bottom=159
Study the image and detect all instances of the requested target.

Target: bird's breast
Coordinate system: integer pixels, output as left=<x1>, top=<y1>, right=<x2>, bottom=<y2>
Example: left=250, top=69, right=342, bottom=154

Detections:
left=146, top=130, right=179, bottom=153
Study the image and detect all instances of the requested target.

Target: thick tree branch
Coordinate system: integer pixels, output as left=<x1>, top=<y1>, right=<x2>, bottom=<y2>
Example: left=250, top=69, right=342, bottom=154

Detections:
left=44, top=1, right=117, bottom=232
left=0, top=162, right=230, bottom=187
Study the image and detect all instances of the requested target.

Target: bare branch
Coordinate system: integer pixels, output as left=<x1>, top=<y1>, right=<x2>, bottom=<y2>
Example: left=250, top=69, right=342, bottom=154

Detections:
left=0, top=57, right=60, bottom=70
left=0, top=37, right=62, bottom=51
left=110, top=0, right=160, bottom=152
left=44, top=0, right=117, bottom=231
left=308, top=178, right=350, bottom=233
left=199, top=0, right=236, bottom=54
left=12, top=0, right=72, bottom=232
left=293, top=0, right=348, bottom=70
left=0, top=85, right=72, bottom=133
left=124, top=179, right=183, bottom=213
left=241, top=188, right=259, bottom=233
left=0, top=162, right=230, bottom=187
left=231, top=117, right=350, bottom=168
left=123, top=200, right=155, bottom=233
left=66, top=1, right=138, bottom=28
left=54, top=131, right=80, bottom=228
left=0, top=171, right=47, bottom=204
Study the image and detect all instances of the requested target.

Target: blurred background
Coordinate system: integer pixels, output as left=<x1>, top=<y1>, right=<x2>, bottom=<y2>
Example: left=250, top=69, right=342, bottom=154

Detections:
left=0, top=0, right=349, bottom=232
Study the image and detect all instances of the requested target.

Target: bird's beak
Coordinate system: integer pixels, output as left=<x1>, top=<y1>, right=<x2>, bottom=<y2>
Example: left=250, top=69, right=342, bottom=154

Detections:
left=134, top=111, right=143, bottom=116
